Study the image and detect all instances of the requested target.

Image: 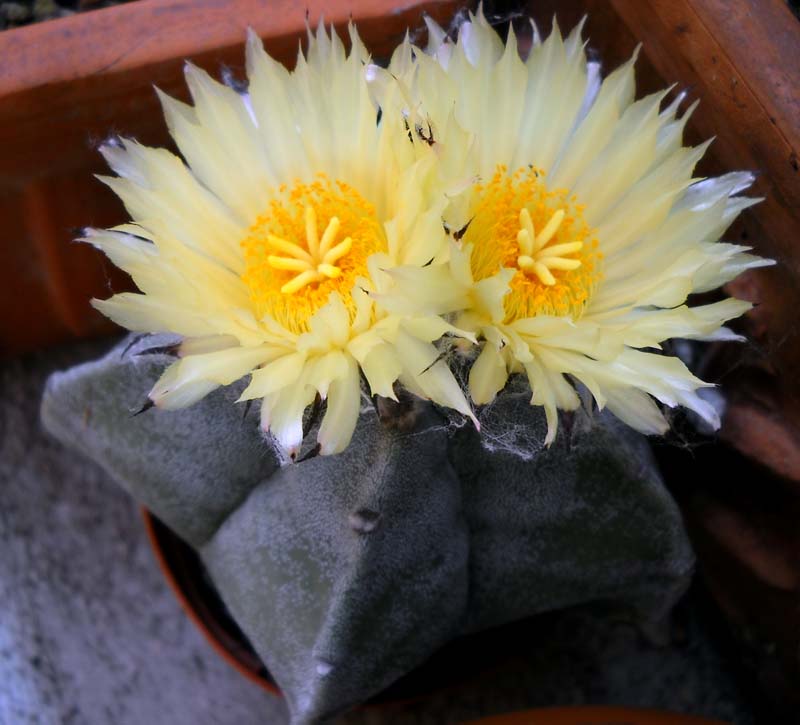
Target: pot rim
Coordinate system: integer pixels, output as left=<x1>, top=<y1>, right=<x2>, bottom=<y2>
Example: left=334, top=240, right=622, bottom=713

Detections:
left=141, top=507, right=281, bottom=696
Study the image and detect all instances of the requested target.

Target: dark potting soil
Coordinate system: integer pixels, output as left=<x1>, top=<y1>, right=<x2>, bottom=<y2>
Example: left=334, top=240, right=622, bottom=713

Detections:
left=0, top=0, right=134, bottom=31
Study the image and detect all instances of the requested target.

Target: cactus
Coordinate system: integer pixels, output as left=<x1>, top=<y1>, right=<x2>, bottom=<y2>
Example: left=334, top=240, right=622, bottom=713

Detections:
left=41, top=335, right=694, bottom=724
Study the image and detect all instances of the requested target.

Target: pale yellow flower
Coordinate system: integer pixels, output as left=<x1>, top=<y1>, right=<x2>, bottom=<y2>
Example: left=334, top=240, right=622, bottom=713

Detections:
left=372, top=9, right=772, bottom=443
left=87, top=23, right=475, bottom=458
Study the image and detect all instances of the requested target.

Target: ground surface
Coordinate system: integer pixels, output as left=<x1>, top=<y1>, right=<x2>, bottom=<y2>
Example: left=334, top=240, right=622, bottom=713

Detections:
left=0, top=337, right=759, bottom=724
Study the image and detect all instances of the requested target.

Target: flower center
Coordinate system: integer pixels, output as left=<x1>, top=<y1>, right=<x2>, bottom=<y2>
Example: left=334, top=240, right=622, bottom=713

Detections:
left=462, top=167, right=601, bottom=321
left=240, top=176, right=385, bottom=334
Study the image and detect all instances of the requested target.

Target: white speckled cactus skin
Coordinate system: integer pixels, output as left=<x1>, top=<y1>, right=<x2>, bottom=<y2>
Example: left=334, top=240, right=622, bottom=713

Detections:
left=41, top=335, right=694, bottom=724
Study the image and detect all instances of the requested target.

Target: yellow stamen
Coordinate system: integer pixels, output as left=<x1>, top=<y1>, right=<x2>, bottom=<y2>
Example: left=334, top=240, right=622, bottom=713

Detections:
left=519, top=208, right=535, bottom=247
left=317, top=263, right=342, bottom=278
left=517, top=254, right=535, bottom=270
left=461, top=166, right=601, bottom=321
left=318, top=217, right=341, bottom=256
left=323, top=236, right=352, bottom=265
left=538, top=257, right=582, bottom=270
left=515, top=192, right=589, bottom=294
left=281, top=269, right=320, bottom=295
left=532, top=262, right=556, bottom=286
left=240, top=176, right=386, bottom=334
left=305, top=206, right=319, bottom=257
left=542, top=241, right=584, bottom=257
left=263, top=205, right=357, bottom=294
left=533, top=209, right=565, bottom=251
left=267, top=235, right=313, bottom=262
left=267, top=255, right=311, bottom=272
left=517, top=228, right=534, bottom=256
left=520, top=208, right=583, bottom=282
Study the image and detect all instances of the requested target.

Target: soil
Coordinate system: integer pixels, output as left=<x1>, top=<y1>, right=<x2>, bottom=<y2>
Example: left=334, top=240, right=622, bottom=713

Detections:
left=0, top=0, right=132, bottom=30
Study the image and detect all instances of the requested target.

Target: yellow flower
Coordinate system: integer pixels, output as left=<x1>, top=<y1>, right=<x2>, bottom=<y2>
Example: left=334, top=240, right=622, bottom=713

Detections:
left=372, top=9, right=773, bottom=443
left=87, top=23, right=475, bottom=458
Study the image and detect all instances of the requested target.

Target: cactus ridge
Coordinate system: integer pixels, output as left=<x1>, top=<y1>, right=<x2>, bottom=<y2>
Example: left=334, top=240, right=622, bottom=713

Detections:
left=41, top=335, right=694, bottom=724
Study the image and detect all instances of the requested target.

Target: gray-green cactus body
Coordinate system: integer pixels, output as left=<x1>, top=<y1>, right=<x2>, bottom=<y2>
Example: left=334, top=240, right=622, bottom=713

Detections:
left=41, top=336, right=694, bottom=724
left=202, top=404, right=468, bottom=722
left=40, top=335, right=280, bottom=548
left=453, top=387, right=693, bottom=633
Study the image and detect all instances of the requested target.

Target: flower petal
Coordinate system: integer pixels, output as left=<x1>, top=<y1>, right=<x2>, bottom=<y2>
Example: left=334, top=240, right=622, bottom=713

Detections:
left=317, top=356, right=361, bottom=455
left=469, top=342, right=509, bottom=405
left=239, top=351, right=307, bottom=401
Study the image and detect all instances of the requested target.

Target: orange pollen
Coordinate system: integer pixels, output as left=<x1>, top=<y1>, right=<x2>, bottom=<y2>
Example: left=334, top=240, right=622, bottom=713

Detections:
left=463, top=166, right=601, bottom=321
left=240, top=176, right=385, bottom=334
